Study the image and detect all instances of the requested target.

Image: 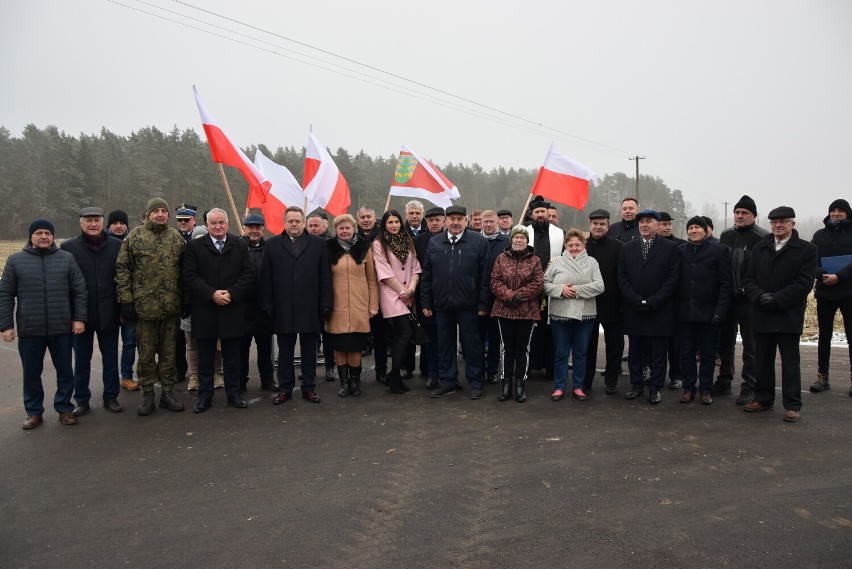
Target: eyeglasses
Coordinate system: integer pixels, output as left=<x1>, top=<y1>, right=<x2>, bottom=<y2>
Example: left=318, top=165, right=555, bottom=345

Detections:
left=769, top=219, right=793, bottom=225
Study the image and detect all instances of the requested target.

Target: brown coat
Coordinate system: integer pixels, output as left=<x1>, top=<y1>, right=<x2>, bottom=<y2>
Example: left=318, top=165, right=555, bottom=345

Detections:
left=490, top=246, right=544, bottom=320
left=326, top=238, right=379, bottom=334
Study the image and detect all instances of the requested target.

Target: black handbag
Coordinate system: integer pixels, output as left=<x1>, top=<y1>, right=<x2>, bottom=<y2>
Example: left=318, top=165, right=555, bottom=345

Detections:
left=409, top=308, right=430, bottom=345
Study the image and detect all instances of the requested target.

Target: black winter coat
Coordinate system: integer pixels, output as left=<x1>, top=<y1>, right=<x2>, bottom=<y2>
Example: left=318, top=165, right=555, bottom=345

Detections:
left=719, top=223, right=769, bottom=301
left=0, top=244, right=87, bottom=337
left=617, top=236, right=679, bottom=336
left=586, top=235, right=622, bottom=323
left=183, top=234, right=255, bottom=340
left=609, top=219, right=639, bottom=242
left=60, top=233, right=122, bottom=331
left=260, top=232, right=333, bottom=334
left=744, top=230, right=818, bottom=335
left=812, top=217, right=852, bottom=301
left=483, top=233, right=509, bottom=310
left=421, top=230, right=490, bottom=312
left=240, top=235, right=272, bottom=335
left=675, top=240, right=732, bottom=323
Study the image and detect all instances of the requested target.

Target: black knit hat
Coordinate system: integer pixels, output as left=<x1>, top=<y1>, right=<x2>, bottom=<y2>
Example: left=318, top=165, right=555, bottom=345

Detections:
left=733, top=195, right=757, bottom=217
left=28, top=218, right=55, bottom=236
left=107, top=210, right=129, bottom=226
left=686, top=216, right=708, bottom=231
left=701, top=216, right=714, bottom=229
left=829, top=199, right=851, bottom=217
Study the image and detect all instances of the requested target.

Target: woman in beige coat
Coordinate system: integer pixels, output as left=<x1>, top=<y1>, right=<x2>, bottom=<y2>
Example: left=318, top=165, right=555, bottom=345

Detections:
left=326, top=214, right=379, bottom=397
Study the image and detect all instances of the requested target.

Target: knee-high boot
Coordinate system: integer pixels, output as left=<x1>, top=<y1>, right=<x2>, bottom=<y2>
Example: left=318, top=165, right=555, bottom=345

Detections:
left=516, top=377, right=527, bottom=403
left=337, top=365, right=350, bottom=398
left=349, top=365, right=362, bottom=396
left=498, top=375, right=512, bottom=401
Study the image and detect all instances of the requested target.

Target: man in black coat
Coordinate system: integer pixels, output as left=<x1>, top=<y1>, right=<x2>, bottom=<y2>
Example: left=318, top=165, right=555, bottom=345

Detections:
left=261, top=206, right=333, bottom=404
left=583, top=209, right=624, bottom=394
left=357, top=205, right=387, bottom=382
left=810, top=198, right=852, bottom=394
left=421, top=205, right=490, bottom=399
left=608, top=197, right=640, bottom=242
left=675, top=217, right=731, bottom=405
left=658, top=211, right=685, bottom=389
left=61, top=207, right=124, bottom=416
left=414, top=206, right=445, bottom=389
left=183, top=208, right=255, bottom=412
left=743, top=206, right=817, bottom=422
left=617, top=210, right=680, bottom=404
left=479, top=209, right=509, bottom=383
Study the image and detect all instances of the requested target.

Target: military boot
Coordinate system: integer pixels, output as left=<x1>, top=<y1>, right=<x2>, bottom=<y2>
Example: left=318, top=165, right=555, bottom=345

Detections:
left=349, top=365, right=363, bottom=396
left=515, top=378, right=527, bottom=403
left=498, top=376, right=512, bottom=402
left=337, top=365, right=350, bottom=398
left=138, top=391, right=156, bottom=416
left=159, top=390, right=185, bottom=412
left=810, top=372, right=830, bottom=392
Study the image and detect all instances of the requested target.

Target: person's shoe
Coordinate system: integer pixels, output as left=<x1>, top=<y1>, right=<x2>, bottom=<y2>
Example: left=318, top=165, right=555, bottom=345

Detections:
left=214, top=374, right=225, bottom=389
left=551, top=389, right=565, bottom=401
left=349, top=365, right=362, bottom=396
left=783, top=409, right=800, bottom=422
left=648, top=390, right=662, bottom=405
left=605, top=386, right=617, bottom=395
left=361, top=345, right=373, bottom=357
left=700, top=393, right=713, bottom=405
left=59, top=412, right=78, bottom=425
left=469, top=389, right=484, bottom=400
left=515, top=381, right=527, bottom=403
left=159, top=392, right=185, bottom=412
left=228, top=396, right=248, bottom=409
left=486, top=372, right=498, bottom=384
left=669, top=379, right=683, bottom=390
left=272, top=392, right=290, bottom=405
left=72, top=402, right=91, bottom=417
left=810, top=373, right=830, bottom=392
left=302, top=391, right=321, bottom=403
left=121, top=379, right=140, bottom=391
left=260, top=379, right=279, bottom=391
left=425, top=377, right=439, bottom=390
left=103, top=399, right=123, bottom=413
left=744, top=401, right=773, bottom=413
left=22, top=415, right=43, bottom=430
left=625, top=388, right=643, bottom=400
left=138, top=392, right=156, bottom=416
left=711, top=379, right=732, bottom=395
left=680, top=391, right=695, bottom=403
left=400, top=369, right=413, bottom=380
left=338, top=365, right=350, bottom=398
left=325, top=368, right=337, bottom=382
left=375, top=372, right=388, bottom=387
left=187, top=374, right=199, bottom=391
left=430, top=385, right=456, bottom=398
left=498, top=379, right=513, bottom=401
left=735, top=386, right=754, bottom=406
left=573, top=389, right=587, bottom=401
left=194, top=397, right=212, bottom=414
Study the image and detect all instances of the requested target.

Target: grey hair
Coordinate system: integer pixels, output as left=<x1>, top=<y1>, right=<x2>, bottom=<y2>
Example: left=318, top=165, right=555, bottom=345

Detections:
left=405, top=200, right=424, bottom=212
left=207, top=208, right=228, bottom=222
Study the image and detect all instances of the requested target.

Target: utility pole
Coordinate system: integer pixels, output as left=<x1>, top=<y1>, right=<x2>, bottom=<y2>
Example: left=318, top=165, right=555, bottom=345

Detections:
left=629, top=156, right=645, bottom=202
left=722, top=201, right=730, bottom=229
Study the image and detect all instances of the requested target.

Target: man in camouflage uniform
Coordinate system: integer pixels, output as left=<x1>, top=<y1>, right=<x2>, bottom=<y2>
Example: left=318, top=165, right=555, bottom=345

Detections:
left=115, top=197, right=186, bottom=415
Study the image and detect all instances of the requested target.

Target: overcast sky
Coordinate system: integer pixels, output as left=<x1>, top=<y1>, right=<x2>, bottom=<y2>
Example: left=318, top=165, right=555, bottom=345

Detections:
left=2, top=0, right=850, bottom=222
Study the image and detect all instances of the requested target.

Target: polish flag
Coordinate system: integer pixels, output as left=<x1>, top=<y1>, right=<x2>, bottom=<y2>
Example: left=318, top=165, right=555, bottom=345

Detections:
left=253, top=152, right=322, bottom=235
left=303, top=133, right=351, bottom=216
left=389, top=146, right=459, bottom=208
left=530, top=144, right=599, bottom=210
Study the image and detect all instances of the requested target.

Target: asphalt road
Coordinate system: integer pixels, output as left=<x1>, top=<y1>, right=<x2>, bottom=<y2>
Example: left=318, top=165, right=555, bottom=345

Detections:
left=0, top=339, right=850, bottom=568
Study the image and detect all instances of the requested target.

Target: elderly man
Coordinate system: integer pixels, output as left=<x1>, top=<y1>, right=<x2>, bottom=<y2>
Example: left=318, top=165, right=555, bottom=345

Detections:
left=422, top=205, right=490, bottom=399
left=261, top=206, right=333, bottom=404
left=356, top=205, right=387, bottom=381
left=405, top=200, right=425, bottom=236
left=306, top=210, right=335, bottom=378
left=617, top=210, right=680, bottom=404
left=657, top=211, right=685, bottom=389
left=115, top=197, right=186, bottom=415
left=609, top=198, right=640, bottom=242
left=174, top=203, right=200, bottom=385
left=810, top=199, right=852, bottom=394
left=414, top=206, right=445, bottom=388
left=1, top=219, right=87, bottom=429
left=497, top=209, right=514, bottom=236
left=357, top=206, right=379, bottom=241
left=479, top=210, right=509, bottom=382
left=743, top=206, right=817, bottom=422
left=61, top=207, right=124, bottom=416
left=184, top=208, right=255, bottom=412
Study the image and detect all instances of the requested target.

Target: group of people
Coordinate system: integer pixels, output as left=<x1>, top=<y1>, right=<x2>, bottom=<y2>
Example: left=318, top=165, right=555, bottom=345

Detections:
left=0, top=193, right=848, bottom=429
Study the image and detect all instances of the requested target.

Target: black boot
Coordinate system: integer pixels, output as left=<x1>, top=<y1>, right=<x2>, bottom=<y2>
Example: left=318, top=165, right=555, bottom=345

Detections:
left=137, top=391, right=155, bottom=416
left=515, top=379, right=527, bottom=403
left=388, top=370, right=407, bottom=395
left=337, top=365, right=350, bottom=398
left=349, top=365, right=362, bottom=396
left=498, top=376, right=512, bottom=401
left=159, top=390, right=185, bottom=412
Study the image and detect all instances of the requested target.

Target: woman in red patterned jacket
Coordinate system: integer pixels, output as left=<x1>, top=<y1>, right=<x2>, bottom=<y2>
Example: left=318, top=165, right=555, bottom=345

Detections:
left=490, top=225, right=544, bottom=402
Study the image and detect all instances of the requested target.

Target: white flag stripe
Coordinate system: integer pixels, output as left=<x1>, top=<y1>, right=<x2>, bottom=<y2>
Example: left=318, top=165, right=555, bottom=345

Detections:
left=401, top=145, right=460, bottom=199
left=253, top=152, right=320, bottom=212
left=543, top=145, right=600, bottom=187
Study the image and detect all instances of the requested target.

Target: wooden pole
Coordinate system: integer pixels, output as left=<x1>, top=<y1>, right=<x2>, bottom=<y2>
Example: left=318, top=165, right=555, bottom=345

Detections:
left=519, top=192, right=535, bottom=226
left=217, top=163, right=245, bottom=235
left=384, top=190, right=392, bottom=213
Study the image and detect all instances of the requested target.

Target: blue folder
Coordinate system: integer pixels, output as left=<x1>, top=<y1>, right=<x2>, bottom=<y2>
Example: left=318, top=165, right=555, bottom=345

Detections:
left=821, top=254, right=852, bottom=274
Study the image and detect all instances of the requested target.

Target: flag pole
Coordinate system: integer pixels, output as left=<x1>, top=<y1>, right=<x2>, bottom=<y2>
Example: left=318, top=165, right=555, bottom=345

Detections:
left=384, top=190, right=392, bottom=213
left=519, top=191, right=535, bottom=225
left=217, top=163, right=246, bottom=235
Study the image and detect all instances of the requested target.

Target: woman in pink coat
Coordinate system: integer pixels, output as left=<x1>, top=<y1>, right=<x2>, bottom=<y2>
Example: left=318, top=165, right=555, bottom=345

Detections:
left=372, top=210, right=421, bottom=395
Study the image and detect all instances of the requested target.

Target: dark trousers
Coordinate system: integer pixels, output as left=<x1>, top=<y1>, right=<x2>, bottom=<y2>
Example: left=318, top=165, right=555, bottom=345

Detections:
left=667, top=334, right=682, bottom=380
left=478, top=315, right=501, bottom=375
left=386, top=314, right=413, bottom=373
left=584, top=319, right=624, bottom=390
left=240, top=332, right=274, bottom=386
left=277, top=333, right=317, bottom=395
left=72, top=327, right=120, bottom=404
left=175, top=323, right=188, bottom=381
left=436, top=309, right=484, bottom=390
left=497, top=318, right=535, bottom=381
left=754, top=332, right=802, bottom=411
left=402, top=341, right=416, bottom=373
left=119, top=320, right=136, bottom=379
left=719, top=300, right=757, bottom=388
left=19, top=334, right=75, bottom=416
left=816, top=297, right=852, bottom=377
left=197, top=337, right=241, bottom=399
left=628, top=335, right=668, bottom=391
left=421, top=314, right=440, bottom=379
left=529, top=316, right=554, bottom=375
left=679, top=322, right=717, bottom=394
left=369, top=313, right=387, bottom=375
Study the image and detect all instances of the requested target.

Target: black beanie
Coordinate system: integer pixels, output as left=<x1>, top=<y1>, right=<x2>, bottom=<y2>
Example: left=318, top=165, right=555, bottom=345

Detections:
left=733, top=195, right=757, bottom=217
left=829, top=199, right=851, bottom=217
left=28, top=218, right=55, bottom=236
left=686, top=216, right=708, bottom=231
left=107, top=210, right=129, bottom=226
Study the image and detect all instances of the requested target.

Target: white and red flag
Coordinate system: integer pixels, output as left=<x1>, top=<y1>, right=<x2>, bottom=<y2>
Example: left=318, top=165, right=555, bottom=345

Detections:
left=529, top=144, right=599, bottom=210
left=303, top=133, right=351, bottom=216
left=192, top=86, right=271, bottom=208
left=253, top=152, right=321, bottom=235
left=389, top=146, right=459, bottom=208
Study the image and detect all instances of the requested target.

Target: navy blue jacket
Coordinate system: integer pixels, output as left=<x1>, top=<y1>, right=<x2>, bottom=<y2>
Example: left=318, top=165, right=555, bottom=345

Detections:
left=812, top=217, right=852, bottom=301
left=675, top=239, right=732, bottom=323
left=421, top=230, right=490, bottom=312
left=617, top=236, right=680, bottom=336
left=60, top=232, right=122, bottom=331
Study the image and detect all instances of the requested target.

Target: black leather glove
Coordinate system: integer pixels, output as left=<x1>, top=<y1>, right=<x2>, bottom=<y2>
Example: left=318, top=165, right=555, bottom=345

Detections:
left=120, top=303, right=136, bottom=322
left=181, top=304, right=192, bottom=319
left=510, top=294, right=524, bottom=307
left=636, top=299, right=650, bottom=313
left=711, top=315, right=723, bottom=328
left=321, top=307, right=332, bottom=319
left=758, top=293, right=777, bottom=309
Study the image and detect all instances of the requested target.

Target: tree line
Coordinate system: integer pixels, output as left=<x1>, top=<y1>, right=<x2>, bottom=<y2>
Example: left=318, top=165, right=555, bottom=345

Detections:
left=0, top=124, right=689, bottom=239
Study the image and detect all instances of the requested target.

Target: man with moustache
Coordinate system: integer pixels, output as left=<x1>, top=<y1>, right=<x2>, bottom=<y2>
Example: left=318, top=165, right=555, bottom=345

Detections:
left=609, top=197, right=640, bottom=242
